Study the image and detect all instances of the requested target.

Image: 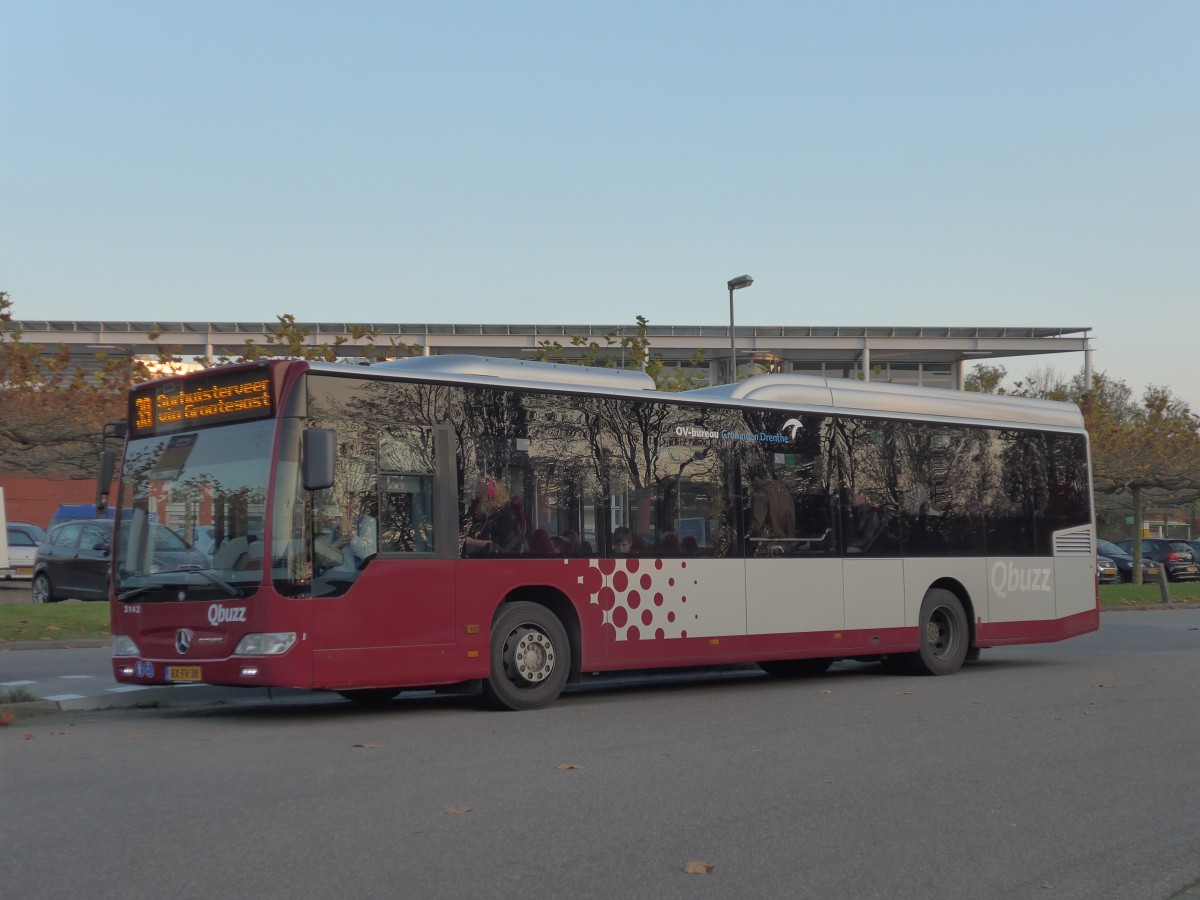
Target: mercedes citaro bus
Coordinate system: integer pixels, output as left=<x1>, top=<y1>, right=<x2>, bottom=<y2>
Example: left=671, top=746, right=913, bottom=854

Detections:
left=109, top=355, right=1099, bottom=709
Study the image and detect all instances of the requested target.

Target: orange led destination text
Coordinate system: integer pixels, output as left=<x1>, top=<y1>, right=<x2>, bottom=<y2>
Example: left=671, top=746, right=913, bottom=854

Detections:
left=154, top=378, right=271, bottom=424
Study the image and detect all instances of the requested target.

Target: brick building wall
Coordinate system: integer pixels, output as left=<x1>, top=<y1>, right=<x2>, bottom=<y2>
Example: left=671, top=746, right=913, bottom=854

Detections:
left=0, top=475, right=94, bottom=530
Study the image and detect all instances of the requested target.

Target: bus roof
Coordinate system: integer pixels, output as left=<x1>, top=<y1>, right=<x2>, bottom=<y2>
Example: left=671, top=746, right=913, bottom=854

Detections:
left=687, top=373, right=1085, bottom=430
left=315, top=355, right=1085, bottom=431
left=371, top=354, right=658, bottom=391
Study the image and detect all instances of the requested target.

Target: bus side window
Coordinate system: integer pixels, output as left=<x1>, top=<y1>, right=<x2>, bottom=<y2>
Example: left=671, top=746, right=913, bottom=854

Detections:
left=380, top=475, right=435, bottom=553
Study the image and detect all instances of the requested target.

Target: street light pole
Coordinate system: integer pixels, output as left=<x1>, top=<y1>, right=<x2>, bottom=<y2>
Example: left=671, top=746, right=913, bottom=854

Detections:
left=726, top=274, right=753, bottom=384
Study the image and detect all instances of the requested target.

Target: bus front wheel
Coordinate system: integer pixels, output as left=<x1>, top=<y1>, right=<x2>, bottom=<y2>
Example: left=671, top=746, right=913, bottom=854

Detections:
left=911, top=588, right=969, bottom=676
left=483, top=601, right=570, bottom=711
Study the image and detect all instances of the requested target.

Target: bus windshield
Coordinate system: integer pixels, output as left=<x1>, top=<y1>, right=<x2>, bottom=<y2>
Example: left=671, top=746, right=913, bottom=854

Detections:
left=114, top=419, right=276, bottom=601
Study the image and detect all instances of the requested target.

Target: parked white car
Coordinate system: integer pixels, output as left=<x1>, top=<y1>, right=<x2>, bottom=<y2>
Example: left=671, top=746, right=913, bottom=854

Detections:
left=3, top=522, right=46, bottom=581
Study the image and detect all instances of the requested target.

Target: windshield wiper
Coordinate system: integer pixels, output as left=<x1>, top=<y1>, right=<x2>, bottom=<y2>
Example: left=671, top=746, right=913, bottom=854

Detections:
left=117, top=570, right=245, bottom=602
left=117, top=585, right=160, bottom=602
left=188, top=569, right=245, bottom=598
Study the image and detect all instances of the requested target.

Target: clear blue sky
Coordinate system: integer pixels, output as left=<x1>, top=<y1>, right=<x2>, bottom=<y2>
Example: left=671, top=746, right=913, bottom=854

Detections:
left=3, top=2, right=1197, bottom=407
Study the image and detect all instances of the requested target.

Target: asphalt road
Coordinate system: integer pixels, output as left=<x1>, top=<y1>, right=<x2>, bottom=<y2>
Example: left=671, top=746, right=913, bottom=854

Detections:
left=2, top=610, right=1199, bottom=900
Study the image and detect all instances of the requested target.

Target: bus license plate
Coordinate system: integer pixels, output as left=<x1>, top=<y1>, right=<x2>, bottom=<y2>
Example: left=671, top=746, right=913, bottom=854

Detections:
left=167, top=666, right=202, bottom=682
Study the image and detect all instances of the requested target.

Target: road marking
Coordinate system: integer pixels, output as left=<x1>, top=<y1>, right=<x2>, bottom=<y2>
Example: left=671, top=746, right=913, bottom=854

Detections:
left=43, top=693, right=86, bottom=701
left=1, top=680, right=37, bottom=687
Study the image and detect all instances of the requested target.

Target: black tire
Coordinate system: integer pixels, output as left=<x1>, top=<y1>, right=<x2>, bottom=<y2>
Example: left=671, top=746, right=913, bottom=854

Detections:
left=337, top=688, right=398, bottom=704
left=910, top=588, right=969, bottom=676
left=759, top=658, right=833, bottom=677
left=482, top=601, right=570, bottom=711
left=31, top=573, right=57, bottom=604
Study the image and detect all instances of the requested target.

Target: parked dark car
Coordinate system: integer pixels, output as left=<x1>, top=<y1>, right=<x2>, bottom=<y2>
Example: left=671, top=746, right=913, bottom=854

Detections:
left=1096, top=539, right=1163, bottom=583
left=32, top=520, right=208, bottom=603
left=1115, top=538, right=1200, bottom=582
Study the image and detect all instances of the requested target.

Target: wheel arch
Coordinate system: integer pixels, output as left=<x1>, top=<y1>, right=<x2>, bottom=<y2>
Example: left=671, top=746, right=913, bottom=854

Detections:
left=496, top=585, right=582, bottom=681
left=926, top=577, right=977, bottom=647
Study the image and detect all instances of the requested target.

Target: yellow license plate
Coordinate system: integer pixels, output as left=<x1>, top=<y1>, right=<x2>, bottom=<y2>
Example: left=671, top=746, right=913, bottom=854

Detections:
left=16, top=567, right=32, bottom=575
left=167, top=666, right=203, bottom=682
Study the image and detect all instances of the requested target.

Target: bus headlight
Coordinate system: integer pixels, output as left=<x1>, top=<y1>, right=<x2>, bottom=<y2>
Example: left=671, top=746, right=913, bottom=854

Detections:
left=233, top=632, right=297, bottom=656
left=112, top=635, right=140, bottom=657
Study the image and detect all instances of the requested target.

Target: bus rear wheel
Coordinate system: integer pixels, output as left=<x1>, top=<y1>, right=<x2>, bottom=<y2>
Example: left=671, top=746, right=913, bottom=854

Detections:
left=483, top=601, right=570, bottom=711
left=910, top=588, right=969, bottom=675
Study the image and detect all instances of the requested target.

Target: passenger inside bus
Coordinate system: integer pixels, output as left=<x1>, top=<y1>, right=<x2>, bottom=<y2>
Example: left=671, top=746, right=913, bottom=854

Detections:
left=213, top=533, right=262, bottom=570
left=656, top=530, right=682, bottom=555
left=333, top=492, right=378, bottom=569
left=748, top=473, right=796, bottom=556
left=847, top=491, right=886, bottom=554
left=464, top=475, right=522, bottom=556
left=529, top=528, right=556, bottom=554
left=612, top=526, right=633, bottom=555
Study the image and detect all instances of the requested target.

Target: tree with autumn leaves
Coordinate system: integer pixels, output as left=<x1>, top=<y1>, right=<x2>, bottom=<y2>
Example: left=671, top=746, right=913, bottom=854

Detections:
left=1, top=292, right=153, bottom=477
left=0, top=293, right=417, bottom=478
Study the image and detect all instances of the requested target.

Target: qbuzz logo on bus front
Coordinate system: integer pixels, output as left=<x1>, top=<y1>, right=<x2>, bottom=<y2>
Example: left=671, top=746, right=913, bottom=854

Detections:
left=990, top=561, right=1053, bottom=598
left=207, top=604, right=247, bottom=626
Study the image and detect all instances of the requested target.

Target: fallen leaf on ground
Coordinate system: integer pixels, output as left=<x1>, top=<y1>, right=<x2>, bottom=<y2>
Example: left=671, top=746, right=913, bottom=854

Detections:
left=0, top=712, right=14, bottom=727
left=894, top=690, right=913, bottom=695
left=445, top=806, right=472, bottom=815
left=1094, top=684, right=1113, bottom=689
left=684, top=861, right=715, bottom=875
left=353, top=742, right=382, bottom=749
left=557, top=763, right=585, bottom=770
left=23, top=730, right=36, bottom=740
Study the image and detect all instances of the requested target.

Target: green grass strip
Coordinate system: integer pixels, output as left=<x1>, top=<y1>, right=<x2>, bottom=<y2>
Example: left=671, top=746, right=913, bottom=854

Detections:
left=0, top=603, right=111, bottom=643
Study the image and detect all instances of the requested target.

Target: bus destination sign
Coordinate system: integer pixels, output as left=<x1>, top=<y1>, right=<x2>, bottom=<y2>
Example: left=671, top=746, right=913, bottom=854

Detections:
left=130, top=368, right=275, bottom=436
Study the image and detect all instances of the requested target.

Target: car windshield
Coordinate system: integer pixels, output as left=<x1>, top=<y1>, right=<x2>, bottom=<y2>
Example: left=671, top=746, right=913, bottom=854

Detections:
left=114, top=420, right=275, bottom=601
left=1096, top=539, right=1126, bottom=557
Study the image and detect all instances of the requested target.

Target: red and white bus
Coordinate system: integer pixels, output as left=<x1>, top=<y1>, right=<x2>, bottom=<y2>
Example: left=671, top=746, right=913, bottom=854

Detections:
left=110, top=355, right=1099, bottom=709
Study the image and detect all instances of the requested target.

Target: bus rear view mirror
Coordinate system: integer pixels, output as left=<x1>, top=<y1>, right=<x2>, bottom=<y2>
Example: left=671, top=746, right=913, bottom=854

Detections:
left=302, top=429, right=336, bottom=491
left=96, top=450, right=117, bottom=512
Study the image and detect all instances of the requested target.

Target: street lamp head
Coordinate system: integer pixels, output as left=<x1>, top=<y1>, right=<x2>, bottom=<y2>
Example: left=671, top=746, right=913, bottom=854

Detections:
left=727, top=274, right=754, bottom=291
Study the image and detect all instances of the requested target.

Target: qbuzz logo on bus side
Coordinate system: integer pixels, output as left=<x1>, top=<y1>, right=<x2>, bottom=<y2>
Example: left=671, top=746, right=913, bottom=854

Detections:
left=207, top=604, right=248, bottom=626
left=990, top=561, right=1053, bottom=598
